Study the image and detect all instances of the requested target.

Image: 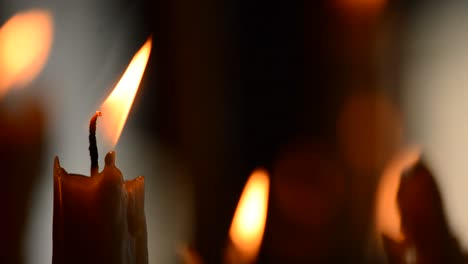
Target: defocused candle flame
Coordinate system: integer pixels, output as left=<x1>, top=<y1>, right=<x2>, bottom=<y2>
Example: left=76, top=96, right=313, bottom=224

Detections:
left=0, top=9, right=53, bottom=97
left=334, top=0, right=386, bottom=13
left=229, top=169, right=270, bottom=263
left=375, top=147, right=420, bottom=242
left=100, top=38, right=152, bottom=147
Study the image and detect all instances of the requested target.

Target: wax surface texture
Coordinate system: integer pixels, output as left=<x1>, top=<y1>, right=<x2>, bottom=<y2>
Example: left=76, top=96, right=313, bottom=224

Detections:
left=53, top=151, right=147, bottom=264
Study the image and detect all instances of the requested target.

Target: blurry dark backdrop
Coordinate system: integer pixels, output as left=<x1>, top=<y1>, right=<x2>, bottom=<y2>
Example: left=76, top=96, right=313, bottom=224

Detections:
left=137, top=0, right=412, bottom=263
left=0, top=0, right=433, bottom=263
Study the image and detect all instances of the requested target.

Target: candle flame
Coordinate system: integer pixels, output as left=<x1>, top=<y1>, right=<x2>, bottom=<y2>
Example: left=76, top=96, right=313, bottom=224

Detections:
left=100, top=38, right=152, bottom=147
left=0, top=9, right=53, bottom=97
left=229, top=169, right=270, bottom=262
left=375, top=147, right=420, bottom=242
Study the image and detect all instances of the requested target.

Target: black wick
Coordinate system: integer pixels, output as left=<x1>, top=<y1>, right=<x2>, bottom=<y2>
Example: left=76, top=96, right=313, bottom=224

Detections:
left=89, top=111, right=102, bottom=176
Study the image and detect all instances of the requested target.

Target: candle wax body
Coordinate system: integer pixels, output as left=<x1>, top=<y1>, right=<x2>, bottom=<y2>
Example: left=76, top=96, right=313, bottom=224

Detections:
left=53, top=151, right=147, bottom=264
left=0, top=101, right=44, bottom=263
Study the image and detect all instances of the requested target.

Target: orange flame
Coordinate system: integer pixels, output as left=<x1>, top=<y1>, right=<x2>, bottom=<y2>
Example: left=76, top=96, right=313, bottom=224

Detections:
left=0, top=9, right=53, bottom=97
left=375, top=147, right=420, bottom=242
left=229, top=169, right=270, bottom=263
left=100, top=38, right=152, bottom=147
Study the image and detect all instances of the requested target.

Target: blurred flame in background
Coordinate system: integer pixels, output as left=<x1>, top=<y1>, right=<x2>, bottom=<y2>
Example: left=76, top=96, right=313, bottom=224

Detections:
left=0, top=9, right=53, bottom=96
left=375, top=147, right=420, bottom=242
left=333, top=0, right=386, bottom=15
left=100, top=37, right=152, bottom=147
left=229, top=169, right=270, bottom=263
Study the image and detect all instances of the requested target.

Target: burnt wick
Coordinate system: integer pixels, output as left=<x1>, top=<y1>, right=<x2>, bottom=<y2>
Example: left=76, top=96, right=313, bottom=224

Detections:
left=89, top=111, right=102, bottom=176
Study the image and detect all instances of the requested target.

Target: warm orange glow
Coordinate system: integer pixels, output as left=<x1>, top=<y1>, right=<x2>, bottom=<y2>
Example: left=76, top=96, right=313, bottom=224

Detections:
left=100, top=38, right=152, bottom=147
left=334, top=0, right=387, bottom=13
left=229, top=169, right=269, bottom=263
left=0, top=9, right=53, bottom=96
left=375, top=147, right=420, bottom=242
left=337, top=92, right=403, bottom=174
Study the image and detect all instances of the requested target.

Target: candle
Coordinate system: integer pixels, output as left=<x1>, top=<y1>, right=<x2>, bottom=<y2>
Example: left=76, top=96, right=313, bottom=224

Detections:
left=375, top=147, right=420, bottom=243
left=225, top=169, right=269, bottom=264
left=0, top=9, right=52, bottom=263
left=395, top=161, right=464, bottom=263
left=52, top=38, right=152, bottom=264
left=374, top=147, right=419, bottom=263
left=180, top=169, right=269, bottom=264
left=379, top=158, right=466, bottom=263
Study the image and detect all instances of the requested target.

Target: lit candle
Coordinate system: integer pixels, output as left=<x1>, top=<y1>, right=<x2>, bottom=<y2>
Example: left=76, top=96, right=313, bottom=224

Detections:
left=179, top=169, right=269, bottom=264
left=374, top=147, right=420, bottom=263
left=0, top=9, right=52, bottom=263
left=381, top=159, right=465, bottom=263
left=52, top=38, right=152, bottom=264
left=375, top=147, right=420, bottom=243
left=225, top=169, right=270, bottom=264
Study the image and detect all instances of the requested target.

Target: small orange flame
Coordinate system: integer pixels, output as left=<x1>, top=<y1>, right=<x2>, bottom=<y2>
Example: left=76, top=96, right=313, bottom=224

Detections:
left=375, top=147, right=420, bottom=242
left=229, top=169, right=270, bottom=263
left=0, top=9, right=53, bottom=97
left=100, top=38, right=152, bottom=147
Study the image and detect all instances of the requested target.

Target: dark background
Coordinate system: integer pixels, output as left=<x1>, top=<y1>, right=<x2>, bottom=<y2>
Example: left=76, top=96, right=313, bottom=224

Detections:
left=0, top=0, right=426, bottom=263
left=134, top=0, right=415, bottom=263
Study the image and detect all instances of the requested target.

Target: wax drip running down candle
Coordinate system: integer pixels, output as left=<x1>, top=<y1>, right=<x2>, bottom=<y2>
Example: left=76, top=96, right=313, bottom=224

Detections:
left=52, top=38, right=151, bottom=264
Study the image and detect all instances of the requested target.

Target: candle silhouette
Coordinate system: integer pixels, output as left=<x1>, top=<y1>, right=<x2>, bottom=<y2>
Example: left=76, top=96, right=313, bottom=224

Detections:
left=52, top=38, right=152, bottom=264
left=0, top=9, right=52, bottom=263
left=375, top=147, right=420, bottom=243
left=381, top=158, right=466, bottom=263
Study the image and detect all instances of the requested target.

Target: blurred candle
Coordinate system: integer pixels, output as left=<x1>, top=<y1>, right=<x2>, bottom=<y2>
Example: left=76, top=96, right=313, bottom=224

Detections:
left=375, top=147, right=420, bottom=243
left=52, top=38, right=151, bottom=264
left=381, top=159, right=466, bottom=263
left=225, top=169, right=270, bottom=264
left=395, top=161, right=464, bottom=263
left=0, top=9, right=52, bottom=263
left=374, top=147, right=420, bottom=263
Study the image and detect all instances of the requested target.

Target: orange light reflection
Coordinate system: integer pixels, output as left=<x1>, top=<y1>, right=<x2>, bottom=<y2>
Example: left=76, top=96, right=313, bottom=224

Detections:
left=100, top=38, right=152, bottom=147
